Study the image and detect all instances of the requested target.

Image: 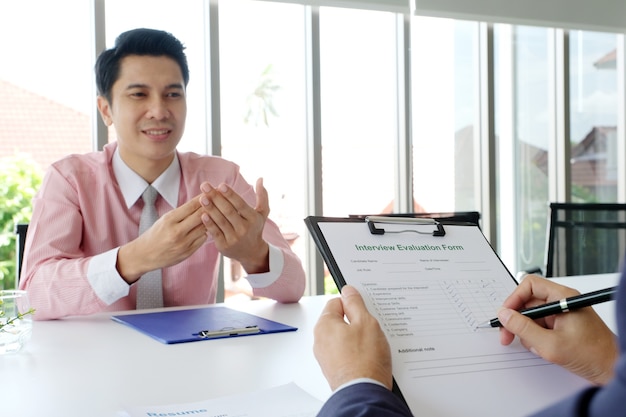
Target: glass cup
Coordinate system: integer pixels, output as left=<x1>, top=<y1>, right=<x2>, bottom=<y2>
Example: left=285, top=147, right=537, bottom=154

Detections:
left=0, top=290, right=33, bottom=354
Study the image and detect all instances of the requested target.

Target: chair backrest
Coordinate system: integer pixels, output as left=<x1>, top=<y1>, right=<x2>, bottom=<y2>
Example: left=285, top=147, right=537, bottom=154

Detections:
left=15, top=223, right=28, bottom=286
left=349, top=211, right=481, bottom=227
left=545, top=203, right=626, bottom=277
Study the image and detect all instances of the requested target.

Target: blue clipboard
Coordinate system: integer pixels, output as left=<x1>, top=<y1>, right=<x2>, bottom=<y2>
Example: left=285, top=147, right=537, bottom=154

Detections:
left=112, top=306, right=297, bottom=344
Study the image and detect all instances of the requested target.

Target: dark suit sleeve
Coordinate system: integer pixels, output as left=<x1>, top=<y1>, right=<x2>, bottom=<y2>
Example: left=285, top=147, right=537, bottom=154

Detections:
left=530, top=350, right=626, bottom=417
left=317, top=383, right=413, bottom=417
left=531, top=268, right=626, bottom=417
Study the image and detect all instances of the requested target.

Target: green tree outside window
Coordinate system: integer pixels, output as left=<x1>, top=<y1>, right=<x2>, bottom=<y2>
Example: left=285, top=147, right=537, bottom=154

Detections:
left=0, top=154, right=42, bottom=290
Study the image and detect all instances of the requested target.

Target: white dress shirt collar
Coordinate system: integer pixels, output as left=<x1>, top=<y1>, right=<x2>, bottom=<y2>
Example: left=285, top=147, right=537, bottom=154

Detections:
left=112, top=146, right=180, bottom=209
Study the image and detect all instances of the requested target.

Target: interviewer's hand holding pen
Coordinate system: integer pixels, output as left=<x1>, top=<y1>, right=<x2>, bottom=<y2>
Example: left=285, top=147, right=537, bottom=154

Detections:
left=497, top=274, right=619, bottom=385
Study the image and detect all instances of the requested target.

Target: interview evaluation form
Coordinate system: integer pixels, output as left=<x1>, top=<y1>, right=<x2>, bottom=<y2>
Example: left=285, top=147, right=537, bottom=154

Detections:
left=308, top=218, right=592, bottom=417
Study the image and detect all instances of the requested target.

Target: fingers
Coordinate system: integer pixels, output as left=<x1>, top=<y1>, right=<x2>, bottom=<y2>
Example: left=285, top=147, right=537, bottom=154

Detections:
left=157, top=196, right=207, bottom=243
left=318, top=296, right=347, bottom=325
left=496, top=276, right=612, bottom=379
left=315, top=287, right=362, bottom=333
left=313, top=285, right=393, bottom=391
left=502, top=274, right=579, bottom=311
left=498, top=276, right=575, bottom=347
left=255, top=178, right=270, bottom=218
left=314, top=295, right=346, bottom=360
left=499, top=301, right=619, bottom=385
left=317, top=285, right=368, bottom=326
left=340, top=285, right=369, bottom=324
left=200, top=181, right=257, bottom=221
left=199, top=183, right=234, bottom=233
left=167, top=192, right=204, bottom=222
left=117, top=198, right=208, bottom=282
left=199, top=181, right=260, bottom=239
left=501, top=275, right=545, bottom=310
left=198, top=181, right=270, bottom=269
left=497, top=307, right=547, bottom=352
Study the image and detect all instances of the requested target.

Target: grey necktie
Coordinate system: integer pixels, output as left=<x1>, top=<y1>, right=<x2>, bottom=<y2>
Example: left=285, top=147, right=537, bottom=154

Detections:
left=136, top=185, right=164, bottom=309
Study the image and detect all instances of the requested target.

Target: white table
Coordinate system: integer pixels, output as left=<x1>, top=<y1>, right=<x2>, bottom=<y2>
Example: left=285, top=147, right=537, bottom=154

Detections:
left=2, top=274, right=620, bottom=417
left=1, top=296, right=334, bottom=417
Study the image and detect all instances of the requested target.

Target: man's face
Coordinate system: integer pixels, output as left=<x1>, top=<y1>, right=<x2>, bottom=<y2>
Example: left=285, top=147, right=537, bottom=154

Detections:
left=97, top=55, right=187, bottom=177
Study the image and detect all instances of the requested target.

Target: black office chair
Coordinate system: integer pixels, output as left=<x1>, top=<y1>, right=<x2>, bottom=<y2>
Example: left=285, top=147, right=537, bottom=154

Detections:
left=545, top=203, right=626, bottom=277
left=349, top=211, right=481, bottom=227
left=14, top=223, right=28, bottom=286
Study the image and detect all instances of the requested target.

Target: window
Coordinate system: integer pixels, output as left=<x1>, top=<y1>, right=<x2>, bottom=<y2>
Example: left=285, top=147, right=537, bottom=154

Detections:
left=0, top=0, right=93, bottom=172
left=219, top=0, right=308, bottom=298
left=319, top=7, right=398, bottom=217
left=495, top=25, right=552, bottom=273
left=2, top=0, right=625, bottom=293
left=411, top=17, right=479, bottom=213
left=0, top=0, right=94, bottom=289
left=569, top=31, right=619, bottom=202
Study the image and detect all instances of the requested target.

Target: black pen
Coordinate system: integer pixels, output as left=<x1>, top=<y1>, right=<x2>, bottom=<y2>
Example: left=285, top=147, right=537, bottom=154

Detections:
left=477, top=286, right=619, bottom=328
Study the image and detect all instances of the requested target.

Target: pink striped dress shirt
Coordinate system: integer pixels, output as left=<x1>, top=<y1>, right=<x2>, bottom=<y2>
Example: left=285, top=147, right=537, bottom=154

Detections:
left=19, top=143, right=305, bottom=320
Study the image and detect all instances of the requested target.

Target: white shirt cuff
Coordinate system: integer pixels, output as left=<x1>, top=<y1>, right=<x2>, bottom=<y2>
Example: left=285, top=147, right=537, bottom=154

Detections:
left=87, top=247, right=130, bottom=304
left=333, top=378, right=388, bottom=394
left=245, top=243, right=284, bottom=288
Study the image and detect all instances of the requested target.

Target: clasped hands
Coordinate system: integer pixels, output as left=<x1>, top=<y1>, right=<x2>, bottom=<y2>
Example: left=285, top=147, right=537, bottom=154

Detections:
left=118, top=178, right=270, bottom=283
left=198, top=178, right=270, bottom=274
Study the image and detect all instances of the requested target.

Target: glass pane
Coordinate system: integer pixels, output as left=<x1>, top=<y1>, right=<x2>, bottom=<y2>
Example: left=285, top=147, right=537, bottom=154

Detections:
left=0, top=0, right=93, bottom=289
left=0, top=0, right=93, bottom=168
left=105, top=0, right=208, bottom=154
left=411, top=17, right=478, bottom=213
left=569, top=31, right=619, bottom=202
left=320, top=7, right=397, bottom=216
left=219, top=0, right=307, bottom=299
left=495, top=26, right=552, bottom=273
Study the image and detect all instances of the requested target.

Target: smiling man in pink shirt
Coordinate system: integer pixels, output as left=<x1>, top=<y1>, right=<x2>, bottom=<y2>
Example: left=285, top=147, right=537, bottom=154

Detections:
left=19, top=28, right=305, bottom=320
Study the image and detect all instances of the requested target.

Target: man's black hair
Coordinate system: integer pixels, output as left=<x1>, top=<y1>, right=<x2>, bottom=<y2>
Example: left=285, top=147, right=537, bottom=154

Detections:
left=95, top=28, right=190, bottom=102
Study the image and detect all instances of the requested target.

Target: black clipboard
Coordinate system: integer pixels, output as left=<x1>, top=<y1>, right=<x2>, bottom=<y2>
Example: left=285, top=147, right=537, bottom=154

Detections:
left=303, top=216, right=595, bottom=417
left=305, top=215, right=473, bottom=404
left=304, top=215, right=519, bottom=409
left=304, top=215, right=511, bottom=291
